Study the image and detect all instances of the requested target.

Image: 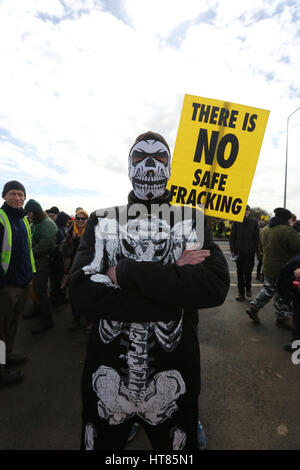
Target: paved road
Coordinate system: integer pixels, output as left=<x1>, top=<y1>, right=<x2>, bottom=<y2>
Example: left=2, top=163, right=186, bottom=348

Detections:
left=1, top=239, right=300, bottom=450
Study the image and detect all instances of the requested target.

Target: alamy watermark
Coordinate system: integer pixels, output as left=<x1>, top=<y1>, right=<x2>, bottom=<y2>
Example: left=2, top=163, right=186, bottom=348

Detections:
left=291, top=340, right=300, bottom=365
left=95, top=203, right=204, bottom=246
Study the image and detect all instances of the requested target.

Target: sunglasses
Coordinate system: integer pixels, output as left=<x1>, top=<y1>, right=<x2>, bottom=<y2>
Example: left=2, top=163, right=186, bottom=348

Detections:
left=75, top=217, right=87, bottom=221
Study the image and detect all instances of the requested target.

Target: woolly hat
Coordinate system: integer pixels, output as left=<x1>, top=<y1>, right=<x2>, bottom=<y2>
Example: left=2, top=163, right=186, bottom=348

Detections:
left=24, top=199, right=43, bottom=214
left=48, top=206, right=59, bottom=215
left=131, top=130, right=170, bottom=153
left=2, top=180, right=26, bottom=198
left=56, top=211, right=71, bottom=227
left=274, top=207, right=292, bottom=220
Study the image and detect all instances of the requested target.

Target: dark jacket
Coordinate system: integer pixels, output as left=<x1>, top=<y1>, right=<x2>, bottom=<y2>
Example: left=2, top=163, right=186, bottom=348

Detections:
left=61, top=224, right=83, bottom=274
left=0, top=203, right=33, bottom=288
left=229, top=216, right=259, bottom=254
left=277, top=254, right=300, bottom=305
left=70, top=190, right=230, bottom=441
left=31, top=216, right=58, bottom=269
left=55, top=211, right=70, bottom=245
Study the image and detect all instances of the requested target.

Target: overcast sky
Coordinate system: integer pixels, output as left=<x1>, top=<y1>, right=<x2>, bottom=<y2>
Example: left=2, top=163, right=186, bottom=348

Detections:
left=0, top=0, right=300, bottom=218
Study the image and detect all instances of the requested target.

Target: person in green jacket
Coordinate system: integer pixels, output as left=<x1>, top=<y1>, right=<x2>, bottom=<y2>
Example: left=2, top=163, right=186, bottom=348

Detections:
left=246, top=207, right=300, bottom=329
left=24, top=199, right=58, bottom=334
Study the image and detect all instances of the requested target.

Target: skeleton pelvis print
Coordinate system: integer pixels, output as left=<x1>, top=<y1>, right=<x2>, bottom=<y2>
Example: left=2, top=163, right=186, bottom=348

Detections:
left=92, top=365, right=186, bottom=426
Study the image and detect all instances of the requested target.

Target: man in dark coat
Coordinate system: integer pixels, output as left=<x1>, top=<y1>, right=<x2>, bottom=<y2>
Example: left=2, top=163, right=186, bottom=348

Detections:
left=230, top=205, right=259, bottom=301
left=70, top=131, right=230, bottom=450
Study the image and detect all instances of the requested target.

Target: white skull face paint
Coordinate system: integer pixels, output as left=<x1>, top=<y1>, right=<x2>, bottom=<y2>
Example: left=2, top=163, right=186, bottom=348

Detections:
left=128, top=139, right=171, bottom=200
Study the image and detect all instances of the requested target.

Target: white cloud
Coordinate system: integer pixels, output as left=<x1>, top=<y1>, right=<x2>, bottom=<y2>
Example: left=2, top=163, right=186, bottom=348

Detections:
left=0, top=0, right=300, bottom=217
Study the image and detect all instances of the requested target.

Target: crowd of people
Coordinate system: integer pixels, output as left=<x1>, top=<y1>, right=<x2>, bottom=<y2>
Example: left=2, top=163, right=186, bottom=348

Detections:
left=0, top=182, right=90, bottom=388
left=1, top=131, right=300, bottom=451
left=230, top=204, right=300, bottom=353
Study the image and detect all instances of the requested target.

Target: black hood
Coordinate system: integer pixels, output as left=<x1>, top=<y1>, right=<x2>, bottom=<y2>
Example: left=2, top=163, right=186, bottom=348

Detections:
left=56, top=211, right=70, bottom=227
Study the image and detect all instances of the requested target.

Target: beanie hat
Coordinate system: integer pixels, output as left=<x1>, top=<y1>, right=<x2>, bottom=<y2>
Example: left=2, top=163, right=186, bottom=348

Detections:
left=48, top=206, right=59, bottom=215
left=24, top=199, right=43, bottom=214
left=2, top=180, right=26, bottom=198
left=274, top=207, right=292, bottom=220
left=56, top=211, right=71, bottom=227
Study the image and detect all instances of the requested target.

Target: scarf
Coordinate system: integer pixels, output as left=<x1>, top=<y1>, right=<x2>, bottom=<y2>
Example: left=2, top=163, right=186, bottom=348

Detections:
left=269, top=216, right=289, bottom=228
left=73, top=220, right=85, bottom=237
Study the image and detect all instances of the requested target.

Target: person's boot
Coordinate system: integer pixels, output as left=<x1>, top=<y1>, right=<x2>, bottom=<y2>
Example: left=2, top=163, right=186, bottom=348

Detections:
left=31, top=316, right=54, bottom=335
left=246, top=288, right=252, bottom=297
left=246, top=304, right=260, bottom=324
left=0, top=364, right=24, bottom=388
left=236, top=289, right=245, bottom=301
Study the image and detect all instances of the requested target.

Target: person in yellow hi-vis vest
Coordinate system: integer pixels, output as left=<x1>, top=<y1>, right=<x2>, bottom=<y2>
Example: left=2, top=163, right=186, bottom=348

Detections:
left=0, top=180, right=35, bottom=388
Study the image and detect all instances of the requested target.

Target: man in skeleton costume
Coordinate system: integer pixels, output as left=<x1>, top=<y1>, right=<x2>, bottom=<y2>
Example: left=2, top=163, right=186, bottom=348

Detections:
left=70, top=131, right=230, bottom=450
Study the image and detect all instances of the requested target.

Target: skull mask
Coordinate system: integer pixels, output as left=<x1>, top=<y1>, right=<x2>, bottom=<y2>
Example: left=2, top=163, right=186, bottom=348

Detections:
left=128, top=135, right=171, bottom=200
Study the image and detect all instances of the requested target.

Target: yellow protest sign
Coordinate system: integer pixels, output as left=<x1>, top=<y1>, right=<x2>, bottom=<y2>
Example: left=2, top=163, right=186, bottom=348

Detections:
left=167, top=94, right=270, bottom=221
